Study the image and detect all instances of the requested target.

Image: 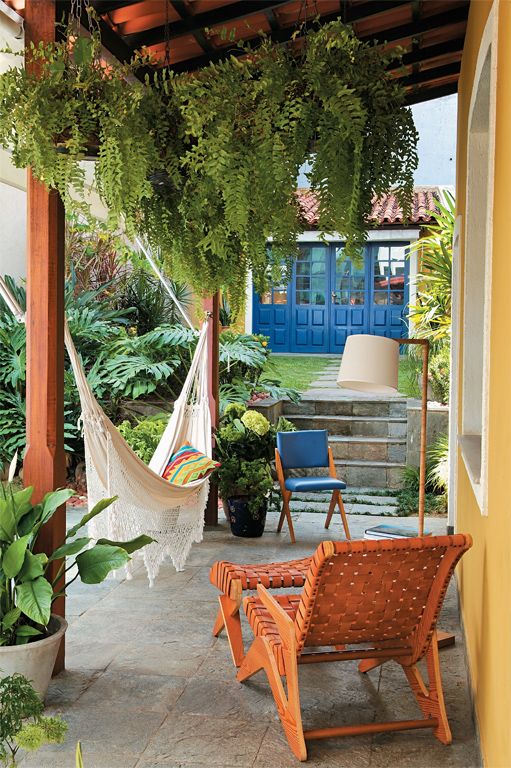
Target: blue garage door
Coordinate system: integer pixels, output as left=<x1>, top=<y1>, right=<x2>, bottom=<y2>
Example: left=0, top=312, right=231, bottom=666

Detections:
left=253, top=242, right=409, bottom=353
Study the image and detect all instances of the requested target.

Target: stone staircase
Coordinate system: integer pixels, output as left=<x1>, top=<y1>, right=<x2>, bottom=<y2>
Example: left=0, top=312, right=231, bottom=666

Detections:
left=283, top=359, right=407, bottom=489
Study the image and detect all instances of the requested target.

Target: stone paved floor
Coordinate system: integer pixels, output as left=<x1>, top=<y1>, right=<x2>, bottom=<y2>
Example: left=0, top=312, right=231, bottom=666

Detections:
left=22, top=510, right=481, bottom=768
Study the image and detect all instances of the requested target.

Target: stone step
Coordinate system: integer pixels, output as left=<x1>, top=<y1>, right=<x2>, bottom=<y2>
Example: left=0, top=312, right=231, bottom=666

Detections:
left=335, top=459, right=405, bottom=489
left=329, top=435, right=406, bottom=463
left=283, top=399, right=407, bottom=418
left=285, top=413, right=407, bottom=438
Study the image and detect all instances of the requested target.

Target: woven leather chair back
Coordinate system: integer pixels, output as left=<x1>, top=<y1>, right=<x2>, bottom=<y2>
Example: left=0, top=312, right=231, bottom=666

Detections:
left=294, top=534, right=472, bottom=664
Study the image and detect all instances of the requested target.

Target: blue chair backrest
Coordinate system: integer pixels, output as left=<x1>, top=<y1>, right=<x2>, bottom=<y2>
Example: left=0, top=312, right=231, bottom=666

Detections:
left=276, top=430, right=329, bottom=470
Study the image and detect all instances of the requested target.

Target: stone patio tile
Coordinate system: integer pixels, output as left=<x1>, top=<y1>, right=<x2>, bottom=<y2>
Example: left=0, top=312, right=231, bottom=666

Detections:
left=22, top=749, right=140, bottom=768
left=66, top=640, right=126, bottom=672
left=45, top=668, right=99, bottom=707
left=77, top=669, right=188, bottom=713
left=254, top=725, right=372, bottom=768
left=110, top=642, right=210, bottom=678
left=142, top=713, right=268, bottom=766
left=369, top=735, right=480, bottom=767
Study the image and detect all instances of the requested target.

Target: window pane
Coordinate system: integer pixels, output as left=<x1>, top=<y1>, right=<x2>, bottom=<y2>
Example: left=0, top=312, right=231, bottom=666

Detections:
left=338, top=290, right=350, bottom=305
left=338, top=278, right=350, bottom=292
left=296, top=290, right=309, bottom=304
left=296, top=261, right=309, bottom=275
left=296, top=276, right=310, bottom=290
left=311, top=277, right=325, bottom=292
left=298, top=245, right=312, bottom=260
left=374, top=275, right=388, bottom=290
left=311, top=261, right=326, bottom=275
left=390, top=261, right=405, bottom=275
left=390, top=291, right=404, bottom=305
left=390, top=246, right=407, bottom=261
left=352, top=277, right=365, bottom=291
left=273, top=289, right=287, bottom=304
left=389, top=276, right=404, bottom=291
left=350, top=291, right=365, bottom=305
left=311, top=246, right=328, bottom=263
left=373, top=291, right=388, bottom=305
left=260, top=292, right=272, bottom=305
left=311, top=291, right=326, bottom=305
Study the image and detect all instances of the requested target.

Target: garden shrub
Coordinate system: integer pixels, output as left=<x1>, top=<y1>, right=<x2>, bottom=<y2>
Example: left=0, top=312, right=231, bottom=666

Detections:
left=118, top=415, right=169, bottom=463
left=429, top=345, right=450, bottom=405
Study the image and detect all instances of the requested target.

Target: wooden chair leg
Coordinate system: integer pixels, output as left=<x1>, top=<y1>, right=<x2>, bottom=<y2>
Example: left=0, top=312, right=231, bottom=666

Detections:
left=212, top=607, right=224, bottom=637
left=403, top=632, right=452, bottom=745
left=217, top=594, right=245, bottom=667
left=336, top=491, right=351, bottom=540
left=278, top=494, right=296, bottom=544
left=358, top=658, right=385, bottom=674
left=238, top=638, right=307, bottom=761
left=325, top=492, right=336, bottom=529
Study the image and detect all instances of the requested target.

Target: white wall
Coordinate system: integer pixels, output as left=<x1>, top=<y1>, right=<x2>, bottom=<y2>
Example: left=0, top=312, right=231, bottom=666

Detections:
left=412, top=94, right=457, bottom=187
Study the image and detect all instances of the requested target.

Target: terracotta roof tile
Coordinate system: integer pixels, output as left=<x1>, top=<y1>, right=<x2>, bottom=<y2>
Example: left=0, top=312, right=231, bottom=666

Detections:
left=296, top=187, right=441, bottom=228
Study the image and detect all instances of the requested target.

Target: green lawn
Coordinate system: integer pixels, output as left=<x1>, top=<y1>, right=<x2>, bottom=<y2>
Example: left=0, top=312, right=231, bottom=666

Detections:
left=266, top=352, right=421, bottom=397
left=265, top=355, right=332, bottom=392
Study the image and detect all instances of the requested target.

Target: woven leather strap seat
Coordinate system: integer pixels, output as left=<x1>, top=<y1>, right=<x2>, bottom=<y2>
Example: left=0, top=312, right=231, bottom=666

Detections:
left=210, top=556, right=311, bottom=599
left=244, top=594, right=301, bottom=675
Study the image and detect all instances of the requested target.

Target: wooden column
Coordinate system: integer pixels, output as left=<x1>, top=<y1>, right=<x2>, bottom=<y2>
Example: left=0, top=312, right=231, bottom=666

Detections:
left=23, top=0, right=66, bottom=673
left=204, top=292, right=220, bottom=525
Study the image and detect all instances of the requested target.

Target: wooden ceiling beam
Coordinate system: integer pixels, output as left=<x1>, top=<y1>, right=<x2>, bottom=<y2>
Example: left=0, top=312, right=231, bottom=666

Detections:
left=402, top=61, right=461, bottom=87
left=123, top=0, right=290, bottom=49
left=401, top=37, right=465, bottom=67
left=91, top=0, right=143, bottom=15
left=167, top=2, right=468, bottom=74
left=405, top=81, right=458, bottom=105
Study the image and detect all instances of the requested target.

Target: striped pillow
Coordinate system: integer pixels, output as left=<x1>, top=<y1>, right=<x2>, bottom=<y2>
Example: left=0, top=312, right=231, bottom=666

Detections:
left=162, top=445, right=219, bottom=485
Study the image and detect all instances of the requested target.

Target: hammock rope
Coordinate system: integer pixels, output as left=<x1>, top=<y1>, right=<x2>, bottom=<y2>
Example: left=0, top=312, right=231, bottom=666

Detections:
left=0, top=254, right=213, bottom=584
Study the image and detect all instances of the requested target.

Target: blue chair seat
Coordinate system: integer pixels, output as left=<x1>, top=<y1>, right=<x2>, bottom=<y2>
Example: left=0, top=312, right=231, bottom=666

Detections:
left=285, top=476, right=347, bottom=493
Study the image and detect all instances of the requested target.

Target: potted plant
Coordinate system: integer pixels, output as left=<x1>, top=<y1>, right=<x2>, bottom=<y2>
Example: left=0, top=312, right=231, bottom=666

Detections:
left=0, top=484, right=152, bottom=697
left=214, top=403, right=294, bottom=537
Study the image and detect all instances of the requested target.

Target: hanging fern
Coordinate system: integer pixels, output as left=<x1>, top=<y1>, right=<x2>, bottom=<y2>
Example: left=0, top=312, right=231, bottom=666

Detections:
left=0, top=18, right=418, bottom=312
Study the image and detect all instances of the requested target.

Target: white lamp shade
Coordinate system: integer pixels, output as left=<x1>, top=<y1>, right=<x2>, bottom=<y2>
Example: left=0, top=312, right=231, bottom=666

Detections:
left=337, top=334, right=399, bottom=394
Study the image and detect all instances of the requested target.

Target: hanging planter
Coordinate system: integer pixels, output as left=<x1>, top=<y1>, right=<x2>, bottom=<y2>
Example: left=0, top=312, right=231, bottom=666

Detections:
left=0, top=16, right=418, bottom=314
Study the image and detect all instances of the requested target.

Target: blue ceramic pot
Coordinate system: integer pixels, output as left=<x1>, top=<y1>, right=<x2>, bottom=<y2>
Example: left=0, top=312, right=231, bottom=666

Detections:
left=227, top=496, right=267, bottom=538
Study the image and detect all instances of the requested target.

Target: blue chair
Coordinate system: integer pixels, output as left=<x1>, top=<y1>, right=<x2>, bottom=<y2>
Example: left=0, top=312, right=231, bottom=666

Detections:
left=275, top=429, right=351, bottom=544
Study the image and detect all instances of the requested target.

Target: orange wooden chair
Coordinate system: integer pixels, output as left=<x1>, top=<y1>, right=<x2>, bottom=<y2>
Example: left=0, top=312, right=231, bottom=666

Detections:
left=236, top=534, right=472, bottom=761
left=210, top=555, right=312, bottom=667
left=275, top=430, right=350, bottom=544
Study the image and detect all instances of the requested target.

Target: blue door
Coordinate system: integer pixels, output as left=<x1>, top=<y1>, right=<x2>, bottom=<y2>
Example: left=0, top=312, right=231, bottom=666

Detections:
left=369, top=243, right=409, bottom=339
left=252, top=241, right=409, bottom=352
left=329, top=246, right=370, bottom=353
left=290, top=244, right=329, bottom=353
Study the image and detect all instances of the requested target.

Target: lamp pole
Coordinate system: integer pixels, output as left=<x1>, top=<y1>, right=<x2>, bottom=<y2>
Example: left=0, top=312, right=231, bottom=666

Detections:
left=398, top=338, right=429, bottom=537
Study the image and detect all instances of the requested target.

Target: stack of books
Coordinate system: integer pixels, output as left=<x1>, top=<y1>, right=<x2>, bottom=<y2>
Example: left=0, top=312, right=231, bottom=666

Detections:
left=364, top=524, right=430, bottom=540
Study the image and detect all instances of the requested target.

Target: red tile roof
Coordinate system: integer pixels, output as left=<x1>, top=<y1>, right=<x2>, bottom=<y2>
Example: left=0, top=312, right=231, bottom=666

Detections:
left=296, top=187, right=441, bottom=229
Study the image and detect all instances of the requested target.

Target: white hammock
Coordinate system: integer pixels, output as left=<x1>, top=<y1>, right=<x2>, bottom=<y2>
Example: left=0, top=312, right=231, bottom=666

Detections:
left=0, top=275, right=212, bottom=584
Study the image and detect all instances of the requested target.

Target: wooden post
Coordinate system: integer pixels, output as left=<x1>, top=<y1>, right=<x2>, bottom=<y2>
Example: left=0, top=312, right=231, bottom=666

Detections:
left=23, top=0, right=66, bottom=673
left=204, top=292, right=220, bottom=525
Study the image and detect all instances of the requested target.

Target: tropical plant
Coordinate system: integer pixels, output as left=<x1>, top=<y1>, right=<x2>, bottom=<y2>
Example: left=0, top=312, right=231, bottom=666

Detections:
left=428, top=434, right=449, bottom=494
left=429, top=345, right=451, bottom=405
left=66, top=214, right=132, bottom=294
left=214, top=404, right=295, bottom=515
left=219, top=295, right=233, bottom=328
left=396, top=461, right=447, bottom=517
left=407, top=193, right=454, bottom=346
left=0, top=18, right=418, bottom=312
left=0, top=486, right=152, bottom=647
left=0, top=673, right=67, bottom=767
left=118, top=415, right=169, bottom=464
left=216, top=458, right=274, bottom=517
left=116, top=269, right=193, bottom=335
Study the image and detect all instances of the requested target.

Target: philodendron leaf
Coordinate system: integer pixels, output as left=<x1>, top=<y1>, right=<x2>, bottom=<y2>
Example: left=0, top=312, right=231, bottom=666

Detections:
left=96, top=534, right=155, bottom=554
left=2, top=534, right=31, bottom=578
left=17, top=504, right=43, bottom=537
left=66, top=497, right=117, bottom=540
left=41, top=489, right=75, bottom=525
left=18, top=551, right=48, bottom=582
left=49, top=537, right=91, bottom=562
left=16, top=624, right=43, bottom=638
left=0, top=498, right=16, bottom=542
left=12, top=486, right=34, bottom=522
left=75, top=544, right=129, bottom=584
left=1, top=607, right=21, bottom=631
left=16, top=576, right=53, bottom=625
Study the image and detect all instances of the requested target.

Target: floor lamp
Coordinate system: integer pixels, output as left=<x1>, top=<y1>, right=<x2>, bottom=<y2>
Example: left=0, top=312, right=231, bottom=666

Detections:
left=337, top=334, right=429, bottom=537
left=337, top=335, right=455, bottom=647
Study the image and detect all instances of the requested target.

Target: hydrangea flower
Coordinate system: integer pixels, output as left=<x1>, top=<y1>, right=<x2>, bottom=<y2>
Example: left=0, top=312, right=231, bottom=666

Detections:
left=224, top=402, right=246, bottom=420
left=241, top=410, right=270, bottom=436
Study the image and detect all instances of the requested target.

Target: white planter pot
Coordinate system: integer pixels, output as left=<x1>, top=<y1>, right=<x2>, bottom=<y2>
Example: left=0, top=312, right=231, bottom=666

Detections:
left=0, top=614, right=67, bottom=699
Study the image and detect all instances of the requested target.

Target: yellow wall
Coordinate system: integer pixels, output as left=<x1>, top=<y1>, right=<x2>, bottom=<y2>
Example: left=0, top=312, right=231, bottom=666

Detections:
left=456, top=2, right=511, bottom=765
